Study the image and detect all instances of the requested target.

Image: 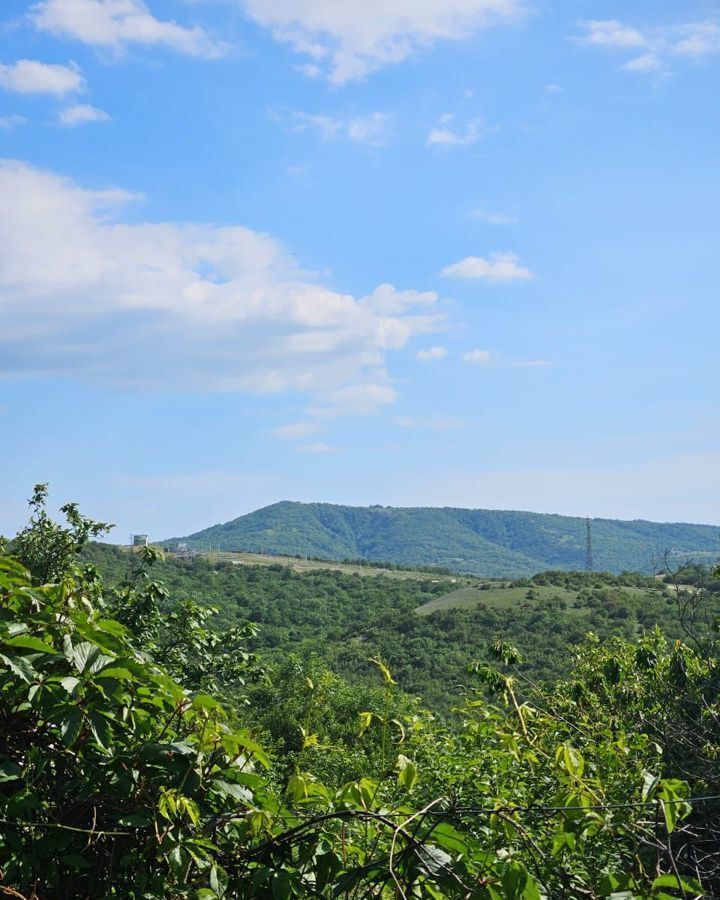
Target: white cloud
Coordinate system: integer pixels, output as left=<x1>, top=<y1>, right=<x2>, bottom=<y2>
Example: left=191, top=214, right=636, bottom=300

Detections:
left=58, top=103, right=111, bottom=125
left=576, top=19, right=647, bottom=49
left=463, top=349, right=491, bottom=364
left=674, top=22, right=720, bottom=57
left=0, top=59, right=84, bottom=95
left=0, top=160, right=443, bottom=414
left=240, top=0, right=526, bottom=83
left=575, top=18, right=720, bottom=74
left=0, top=115, right=27, bottom=129
left=395, top=415, right=463, bottom=429
left=427, top=115, right=484, bottom=146
left=622, top=53, right=662, bottom=73
left=441, top=252, right=533, bottom=281
left=472, top=208, right=517, bottom=224
left=416, top=345, right=448, bottom=361
left=280, top=109, right=391, bottom=146
left=347, top=113, right=392, bottom=145
left=308, top=383, right=397, bottom=418
left=271, top=422, right=321, bottom=439
left=297, top=441, right=341, bottom=453
left=30, top=0, right=227, bottom=58
left=360, top=283, right=438, bottom=316
left=508, top=359, right=551, bottom=368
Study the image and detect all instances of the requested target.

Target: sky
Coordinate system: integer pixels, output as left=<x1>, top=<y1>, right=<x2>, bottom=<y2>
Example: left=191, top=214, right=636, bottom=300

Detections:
left=1, top=0, right=719, bottom=540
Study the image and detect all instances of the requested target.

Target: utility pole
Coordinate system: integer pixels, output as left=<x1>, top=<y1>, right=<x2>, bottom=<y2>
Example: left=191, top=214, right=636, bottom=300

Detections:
left=585, top=517, right=593, bottom=572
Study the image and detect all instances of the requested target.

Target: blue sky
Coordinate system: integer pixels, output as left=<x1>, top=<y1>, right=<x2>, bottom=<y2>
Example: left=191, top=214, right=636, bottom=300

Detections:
left=1, top=0, right=719, bottom=540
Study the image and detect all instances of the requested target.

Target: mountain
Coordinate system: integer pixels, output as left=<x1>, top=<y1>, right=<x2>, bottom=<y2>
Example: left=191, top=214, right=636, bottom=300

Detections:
left=169, top=502, right=720, bottom=578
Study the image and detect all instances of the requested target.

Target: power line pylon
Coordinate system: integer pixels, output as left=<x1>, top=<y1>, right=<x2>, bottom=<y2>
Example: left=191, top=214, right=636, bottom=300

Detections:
left=585, top=517, right=594, bottom=572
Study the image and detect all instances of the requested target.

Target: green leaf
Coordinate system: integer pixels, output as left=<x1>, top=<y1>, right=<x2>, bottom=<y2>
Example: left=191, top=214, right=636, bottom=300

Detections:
left=658, top=779, right=691, bottom=834
left=430, top=822, right=471, bottom=855
left=271, top=870, right=296, bottom=900
left=60, top=676, right=81, bottom=695
left=212, top=780, right=253, bottom=805
left=210, top=864, right=228, bottom=898
left=192, top=693, right=223, bottom=712
left=415, top=844, right=452, bottom=877
left=358, top=711, right=374, bottom=734
left=5, top=635, right=56, bottom=654
left=0, top=651, right=35, bottom=683
left=368, top=656, right=396, bottom=685
left=167, top=844, right=184, bottom=876
left=396, top=754, right=418, bottom=792
left=61, top=708, right=83, bottom=747
left=89, top=711, right=113, bottom=749
left=651, top=874, right=702, bottom=896
left=95, top=667, right=134, bottom=681
left=71, top=641, right=99, bottom=673
left=641, top=770, right=660, bottom=802
left=0, top=758, right=22, bottom=783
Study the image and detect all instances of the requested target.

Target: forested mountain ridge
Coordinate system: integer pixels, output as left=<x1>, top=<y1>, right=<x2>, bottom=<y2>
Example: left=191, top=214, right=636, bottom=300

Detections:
left=171, top=501, right=720, bottom=577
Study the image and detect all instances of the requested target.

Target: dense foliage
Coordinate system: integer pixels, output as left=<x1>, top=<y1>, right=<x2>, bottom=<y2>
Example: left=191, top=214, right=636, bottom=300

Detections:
left=82, top=545, right=720, bottom=710
left=171, top=501, right=720, bottom=577
left=1, top=488, right=719, bottom=897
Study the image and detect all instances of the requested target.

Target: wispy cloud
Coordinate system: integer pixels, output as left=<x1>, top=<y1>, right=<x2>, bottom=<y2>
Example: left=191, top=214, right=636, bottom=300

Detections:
left=241, top=0, right=526, bottom=83
left=308, top=384, right=397, bottom=418
left=472, top=208, right=518, bottom=224
left=0, top=114, right=27, bottom=129
left=0, top=59, right=84, bottom=95
left=271, top=422, right=321, bottom=439
left=463, top=349, right=491, bottom=364
left=575, top=18, right=720, bottom=75
left=427, top=114, right=485, bottom=147
left=508, top=359, right=552, bottom=368
left=58, top=103, right=110, bottom=126
left=30, top=0, right=227, bottom=58
left=415, top=346, right=448, bottom=362
left=277, top=109, right=392, bottom=146
left=441, top=252, right=534, bottom=282
left=577, top=19, right=647, bottom=49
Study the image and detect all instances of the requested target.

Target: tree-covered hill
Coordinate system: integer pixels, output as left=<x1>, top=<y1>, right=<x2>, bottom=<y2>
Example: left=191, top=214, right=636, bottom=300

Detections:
left=170, top=501, right=720, bottom=577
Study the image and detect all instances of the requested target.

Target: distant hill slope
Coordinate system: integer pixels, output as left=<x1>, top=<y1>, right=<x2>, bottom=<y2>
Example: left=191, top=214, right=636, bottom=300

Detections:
left=169, top=502, right=720, bottom=577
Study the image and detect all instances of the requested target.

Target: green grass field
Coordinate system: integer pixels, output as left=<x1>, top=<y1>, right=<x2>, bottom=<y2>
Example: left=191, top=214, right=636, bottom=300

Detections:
left=159, top=547, right=463, bottom=582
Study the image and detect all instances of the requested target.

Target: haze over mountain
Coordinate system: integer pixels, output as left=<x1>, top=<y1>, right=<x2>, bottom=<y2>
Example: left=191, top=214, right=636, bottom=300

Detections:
left=170, top=502, right=720, bottom=577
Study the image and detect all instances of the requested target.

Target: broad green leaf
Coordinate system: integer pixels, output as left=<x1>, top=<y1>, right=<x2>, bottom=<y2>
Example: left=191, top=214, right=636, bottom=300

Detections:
left=416, top=844, right=452, bottom=877
left=61, top=708, right=83, bottom=747
left=5, top=635, right=56, bottom=654
left=60, top=676, right=80, bottom=694
left=0, top=651, right=35, bottom=683
left=210, top=864, right=228, bottom=898
left=213, top=779, right=253, bottom=804
left=396, top=754, right=418, bottom=792
left=641, top=770, right=660, bottom=802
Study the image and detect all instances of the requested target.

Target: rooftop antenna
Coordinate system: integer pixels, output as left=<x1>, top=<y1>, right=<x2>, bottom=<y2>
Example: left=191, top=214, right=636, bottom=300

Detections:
left=585, top=517, right=594, bottom=573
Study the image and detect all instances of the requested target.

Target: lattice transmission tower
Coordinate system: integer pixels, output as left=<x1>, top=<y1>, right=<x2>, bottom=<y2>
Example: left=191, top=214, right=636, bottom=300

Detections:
left=585, top=517, right=593, bottom=572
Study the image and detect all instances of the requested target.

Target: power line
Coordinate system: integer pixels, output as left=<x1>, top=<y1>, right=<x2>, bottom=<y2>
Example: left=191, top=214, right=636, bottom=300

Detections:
left=585, top=516, right=594, bottom=572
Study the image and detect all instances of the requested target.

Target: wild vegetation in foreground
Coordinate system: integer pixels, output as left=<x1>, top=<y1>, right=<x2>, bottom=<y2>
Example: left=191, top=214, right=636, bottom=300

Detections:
left=1, top=486, right=720, bottom=898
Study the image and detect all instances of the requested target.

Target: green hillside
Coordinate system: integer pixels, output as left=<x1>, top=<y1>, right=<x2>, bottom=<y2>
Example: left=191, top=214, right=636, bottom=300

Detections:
left=171, top=501, right=720, bottom=577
